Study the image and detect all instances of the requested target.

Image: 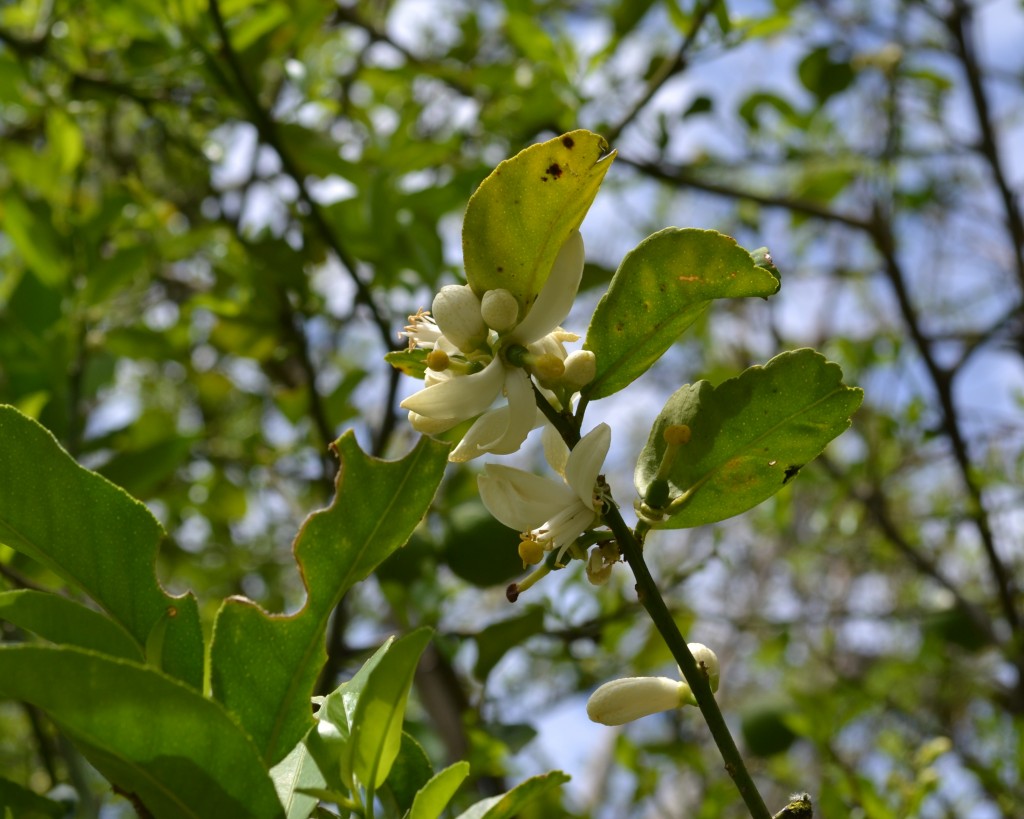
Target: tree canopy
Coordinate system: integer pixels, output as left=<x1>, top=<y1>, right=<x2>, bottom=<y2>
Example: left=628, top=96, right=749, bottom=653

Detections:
left=1, top=1, right=1022, bottom=817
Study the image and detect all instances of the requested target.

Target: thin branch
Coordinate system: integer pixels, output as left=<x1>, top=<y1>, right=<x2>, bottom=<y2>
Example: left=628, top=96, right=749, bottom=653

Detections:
left=627, top=154, right=1019, bottom=636
left=868, top=207, right=1019, bottom=634
left=604, top=501, right=773, bottom=819
left=205, top=0, right=401, bottom=457
left=818, top=454, right=997, bottom=646
left=605, top=0, right=722, bottom=144
left=947, top=1, right=1024, bottom=291
left=205, top=0, right=394, bottom=354
left=533, top=386, right=772, bottom=819
left=621, top=156, right=874, bottom=232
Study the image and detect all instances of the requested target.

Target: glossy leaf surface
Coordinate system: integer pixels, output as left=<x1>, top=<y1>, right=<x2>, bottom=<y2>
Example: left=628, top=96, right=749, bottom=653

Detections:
left=635, top=350, right=863, bottom=528
left=454, top=771, right=570, bottom=819
left=463, top=130, right=614, bottom=312
left=583, top=229, right=780, bottom=400
left=0, top=589, right=141, bottom=661
left=209, top=433, right=449, bottom=766
left=0, top=645, right=284, bottom=819
left=0, top=406, right=203, bottom=687
left=409, top=761, right=470, bottom=819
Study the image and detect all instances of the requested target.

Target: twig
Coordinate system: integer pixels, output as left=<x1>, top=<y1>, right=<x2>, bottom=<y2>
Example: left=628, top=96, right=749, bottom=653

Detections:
left=605, top=0, right=722, bottom=144
left=626, top=155, right=1019, bottom=636
left=533, top=387, right=772, bottom=819
left=947, top=1, right=1024, bottom=291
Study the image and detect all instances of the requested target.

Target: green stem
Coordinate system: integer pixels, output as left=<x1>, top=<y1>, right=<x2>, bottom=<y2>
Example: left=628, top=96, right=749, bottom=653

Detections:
left=533, top=386, right=771, bottom=818
left=601, top=501, right=772, bottom=819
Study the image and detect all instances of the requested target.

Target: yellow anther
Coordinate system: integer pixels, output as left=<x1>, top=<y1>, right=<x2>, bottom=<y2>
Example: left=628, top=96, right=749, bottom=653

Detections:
left=518, top=538, right=545, bottom=567
left=426, top=349, right=450, bottom=371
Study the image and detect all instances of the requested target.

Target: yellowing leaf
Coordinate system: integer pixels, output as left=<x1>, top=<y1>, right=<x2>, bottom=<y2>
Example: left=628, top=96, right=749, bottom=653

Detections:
left=462, top=130, right=614, bottom=313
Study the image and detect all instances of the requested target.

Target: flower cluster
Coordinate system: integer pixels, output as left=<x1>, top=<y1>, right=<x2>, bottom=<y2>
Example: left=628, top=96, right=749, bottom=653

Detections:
left=399, top=230, right=596, bottom=463
left=393, top=229, right=615, bottom=593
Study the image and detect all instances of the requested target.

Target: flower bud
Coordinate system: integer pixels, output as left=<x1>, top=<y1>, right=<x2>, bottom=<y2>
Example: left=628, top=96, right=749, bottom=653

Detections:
left=431, top=285, right=487, bottom=353
left=562, top=350, right=597, bottom=389
left=480, top=288, right=519, bottom=332
left=586, top=676, right=687, bottom=726
left=585, top=543, right=617, bottom=586
left=530, top=353, right=565, bottom=384
left=681, top=643, right=720, bottom=704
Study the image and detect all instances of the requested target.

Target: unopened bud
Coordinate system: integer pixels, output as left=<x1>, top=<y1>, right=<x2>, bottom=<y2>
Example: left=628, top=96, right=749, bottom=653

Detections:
left=562, top=350, right=597, bottom=389
left=586, top=676, right=688, bottom=726
left=530, top=353, right=565, bottom=383
left=481, top=288, right=519, bottom=332
left=680, top=643, right=720, bottom=705
left=431, top=285, right=486, bottom=352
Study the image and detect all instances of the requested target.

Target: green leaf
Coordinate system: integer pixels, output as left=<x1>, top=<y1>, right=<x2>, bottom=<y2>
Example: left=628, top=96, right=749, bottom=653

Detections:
left=0, top=406, right=204, bottom=687
left=442, top=501, right=524, bottom=587
left=349, top=628, right=432, bottom=790
left=635, top=349, right=863, bottom=528
left=473, top=607, right=545, bottom=680
left=741, top=702, right=799, bottom=758
left=0, top=776, right=67, bottom=818
left=46, top=108, right=84, bottom=174
left=315, top=650, right=435, bottom=805
left=1, top=194, right=68, bottom=287
left=0, top=589, right=141, bottom=661
left=0, top=645, right=284, bottom=819
left=381, top=731, right=434, bottom=814
left=798, top=45, right=855, bottom=105
left=210, top=433, right=449, bottom=766
left=462, top=130, right=614, bottom=312
left=454, top=771, right=570, bottom=819
left=385, top=348, right=429, bottom=380
left=583, top=229, right=780, bottom=400
left=409, top=761, right=470, bottom=819
left=321, top=638, right=395, bottom=752
left=270, top=733, right=327, bottom=819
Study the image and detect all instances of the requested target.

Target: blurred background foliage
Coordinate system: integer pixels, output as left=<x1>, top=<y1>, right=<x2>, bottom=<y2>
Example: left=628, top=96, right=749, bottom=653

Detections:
left=1, top=0, right=1022, bottom=817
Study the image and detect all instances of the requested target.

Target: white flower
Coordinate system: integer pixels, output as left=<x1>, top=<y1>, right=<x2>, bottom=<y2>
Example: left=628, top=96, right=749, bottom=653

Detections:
left=586, top=643, right=720, bottom=726
left=400, top=230, right=586, bottom=461
left=478, top=422, right=610, bottom=566
left=586, top=676, right=688, bottom=726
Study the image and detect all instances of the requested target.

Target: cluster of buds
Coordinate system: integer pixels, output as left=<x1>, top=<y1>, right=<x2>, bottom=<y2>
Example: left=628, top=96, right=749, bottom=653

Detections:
left=399, top=230, right=597, bottom=463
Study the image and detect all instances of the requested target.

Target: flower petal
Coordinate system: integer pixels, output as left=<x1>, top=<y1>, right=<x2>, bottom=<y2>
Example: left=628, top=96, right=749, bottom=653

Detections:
left=400, top=356, right=503, bottom=420
left=478, top=464, right=575, bottom=531
left=586, top=676, right=687, bottom=726
left=508, top=230, right=584, bottom=344
left=448, top=370, right=542, bottom=462
left=541, top=423, right=569, bottom=477
left=564, top=423, right=611, bottom=509
left=408, top=411, right=461, bottom=435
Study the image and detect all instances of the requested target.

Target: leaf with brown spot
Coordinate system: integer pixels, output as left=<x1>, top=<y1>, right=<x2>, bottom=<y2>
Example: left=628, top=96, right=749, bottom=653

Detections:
left=634, top=349, right=862, bottom=528
left=462, top=130, right=614, bottom=313
left=583, top=228, right=780, bottom=400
